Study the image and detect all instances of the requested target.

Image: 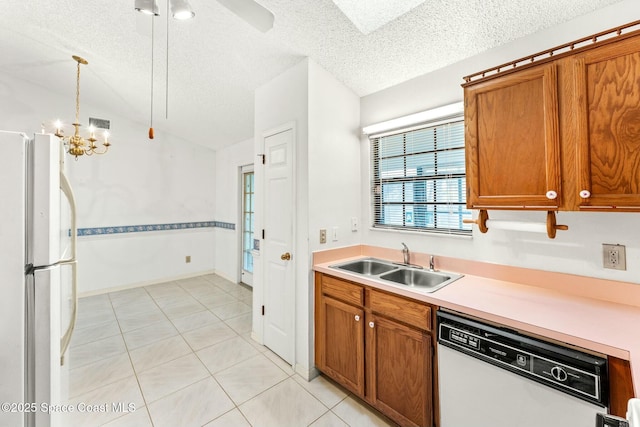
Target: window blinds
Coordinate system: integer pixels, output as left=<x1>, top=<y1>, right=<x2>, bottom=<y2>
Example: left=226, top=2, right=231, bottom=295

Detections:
left=371, top=118, right=472, bottom=234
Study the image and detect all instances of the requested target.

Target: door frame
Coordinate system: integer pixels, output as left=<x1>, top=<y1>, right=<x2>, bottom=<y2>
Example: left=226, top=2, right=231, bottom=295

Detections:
left=238, top=163, right=255, bottom=287
left=259, top=121, right=297, bottom=368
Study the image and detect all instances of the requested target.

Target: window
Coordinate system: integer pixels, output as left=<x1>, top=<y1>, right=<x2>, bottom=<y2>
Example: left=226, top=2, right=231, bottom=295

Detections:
left=242, top=170, right=255, bottom=274
left=371, top=118, right=472, bottom=234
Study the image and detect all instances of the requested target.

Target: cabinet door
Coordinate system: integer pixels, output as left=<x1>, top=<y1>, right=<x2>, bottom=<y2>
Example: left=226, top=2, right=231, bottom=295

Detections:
left=366, top=313, right=432, bottom=427
left=315, top=295, right=365, bottom=396
left=574, top=36, right=640, bottom=210
left=465, top=63, right=561, bottom=209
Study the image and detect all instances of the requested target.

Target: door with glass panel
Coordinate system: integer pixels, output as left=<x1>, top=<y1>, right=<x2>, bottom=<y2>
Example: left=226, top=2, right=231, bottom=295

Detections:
left=241, top=165, right=255, bottom=286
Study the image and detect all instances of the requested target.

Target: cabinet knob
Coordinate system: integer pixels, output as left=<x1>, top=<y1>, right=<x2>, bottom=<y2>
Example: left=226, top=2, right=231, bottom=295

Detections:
left=546, top=190, right=558, bottom=200
left=579, top=190, right=591, bottom=199
left=354, top=315, right=360, bottom=322
left=369, top=321, right=375, bottom=329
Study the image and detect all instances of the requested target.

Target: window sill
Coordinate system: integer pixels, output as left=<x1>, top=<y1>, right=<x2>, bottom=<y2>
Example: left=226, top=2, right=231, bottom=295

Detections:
left=369, top=226, right=473, bottom=240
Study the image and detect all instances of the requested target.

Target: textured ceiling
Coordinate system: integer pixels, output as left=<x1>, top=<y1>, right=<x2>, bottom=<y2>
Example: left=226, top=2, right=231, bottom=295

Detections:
left=331, top=0, right=427, bottom=34
left=0, top=0, right=624, bottom=150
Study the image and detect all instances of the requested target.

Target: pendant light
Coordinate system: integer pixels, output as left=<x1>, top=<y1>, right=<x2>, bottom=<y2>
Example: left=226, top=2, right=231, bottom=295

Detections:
left=136, top=0, right=195, bottom=140
left=135, top=0, right=159, bottom=16
left=170, top=0, right=195, bottom=20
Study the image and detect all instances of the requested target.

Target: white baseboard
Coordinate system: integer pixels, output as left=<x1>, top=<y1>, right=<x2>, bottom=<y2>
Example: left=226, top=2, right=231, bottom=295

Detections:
left=78, top=269, right=216, bottom=298
left=212, top=269, right=238, bottom=284
left=295, top=364, right=320, bottom=381
left=250, top=331, right=263, bottom=345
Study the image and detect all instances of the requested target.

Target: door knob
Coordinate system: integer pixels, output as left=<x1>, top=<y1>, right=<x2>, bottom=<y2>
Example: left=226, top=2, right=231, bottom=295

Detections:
left=280, top=252, right=291, bottom=261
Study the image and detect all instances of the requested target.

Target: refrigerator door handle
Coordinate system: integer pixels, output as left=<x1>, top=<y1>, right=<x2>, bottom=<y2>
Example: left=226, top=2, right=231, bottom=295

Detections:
left=59, top=171, right=77, bottom=263
left=58, top=171, right=78, bottom=363
left=59, top=260, right=77, bottom=364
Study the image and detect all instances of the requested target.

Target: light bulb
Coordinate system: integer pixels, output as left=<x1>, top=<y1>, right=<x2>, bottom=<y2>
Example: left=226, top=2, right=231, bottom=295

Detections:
left=173, top=10, right=195, bottom=19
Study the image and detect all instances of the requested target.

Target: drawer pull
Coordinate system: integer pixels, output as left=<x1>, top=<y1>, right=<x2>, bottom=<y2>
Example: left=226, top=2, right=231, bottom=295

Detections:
left=546, top=190, right=557, bottom=200
left=580, top=190, right=591, bottom=199
left=369, top=321, right=375, bottom=329
left=354, top=315, right=360, bottom=322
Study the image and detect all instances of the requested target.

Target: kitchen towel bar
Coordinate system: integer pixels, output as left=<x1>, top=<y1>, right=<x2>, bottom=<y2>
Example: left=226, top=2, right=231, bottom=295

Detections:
left=464, top=210, right=568, bottom=239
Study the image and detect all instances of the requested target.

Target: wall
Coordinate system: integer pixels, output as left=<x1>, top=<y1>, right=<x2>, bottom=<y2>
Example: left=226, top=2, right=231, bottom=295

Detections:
left=253, top=58, right=361, bottom=376
left=306, top=60, right=361, bottom=368
left=253, top=58, right=310, bottom=371
left=0, top=74, right=217, bottom=295
left=359, top=0, right=640, bottom=284
left=308, top=61, right=362, bottom=252
left=213, top=137, right=254, bottom=282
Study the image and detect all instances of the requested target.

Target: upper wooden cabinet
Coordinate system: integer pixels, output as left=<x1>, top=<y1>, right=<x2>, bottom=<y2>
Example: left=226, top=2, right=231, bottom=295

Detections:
left=573, top=35, right=640, bottom=210
left=464, top=23, right=640, bottom=212
left=465, top=63, right=561, bottom=209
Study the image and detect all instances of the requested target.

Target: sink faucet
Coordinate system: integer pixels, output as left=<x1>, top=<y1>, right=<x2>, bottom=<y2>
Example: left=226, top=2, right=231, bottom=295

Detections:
left=401, top=243, right=410, bottom=265
left=429, top=255, right=435, bottom=272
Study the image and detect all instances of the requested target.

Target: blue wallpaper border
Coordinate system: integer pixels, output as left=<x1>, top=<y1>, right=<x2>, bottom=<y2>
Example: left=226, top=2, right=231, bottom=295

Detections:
left=77, top=221, right=235, bottom=236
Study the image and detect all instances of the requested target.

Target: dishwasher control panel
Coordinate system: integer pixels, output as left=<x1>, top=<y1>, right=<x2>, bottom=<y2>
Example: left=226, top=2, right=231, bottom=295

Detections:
left=437, top=310, right=608, bottom=407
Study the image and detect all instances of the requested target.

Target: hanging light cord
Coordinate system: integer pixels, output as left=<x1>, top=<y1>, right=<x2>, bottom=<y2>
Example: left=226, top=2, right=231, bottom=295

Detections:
left=166, top=0, right=169, bottom=119
left=149, top=14, right=155, bottom=139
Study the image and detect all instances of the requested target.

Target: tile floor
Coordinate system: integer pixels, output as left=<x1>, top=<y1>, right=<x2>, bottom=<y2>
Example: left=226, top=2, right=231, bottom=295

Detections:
left=65, top=273, right=393, bottom=427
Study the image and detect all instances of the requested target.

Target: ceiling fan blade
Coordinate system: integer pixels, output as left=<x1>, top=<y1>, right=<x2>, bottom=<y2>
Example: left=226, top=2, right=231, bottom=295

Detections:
left=216, top=0, right=275, bottom=33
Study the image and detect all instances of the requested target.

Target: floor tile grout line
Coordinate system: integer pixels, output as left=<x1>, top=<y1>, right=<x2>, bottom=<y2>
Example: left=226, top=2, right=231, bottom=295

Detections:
left=73, top=274, right=299, bottom=427
left=129, top=336, right=195, bottom=375
left=131, top=278, right=245, bottom=419
left=181, top=283, right=258, bottom=427
left=305, top=408, right=333, bottom=427
left=110, top=286, right=158, bottom=427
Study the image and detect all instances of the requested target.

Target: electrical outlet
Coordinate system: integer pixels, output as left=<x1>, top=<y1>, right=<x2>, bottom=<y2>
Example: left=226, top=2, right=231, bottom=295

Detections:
left=602, top=244, right=626, bottom=270
left=320, top=229, right=327, bottom=244
left=185, top=255, right=191, bottom=263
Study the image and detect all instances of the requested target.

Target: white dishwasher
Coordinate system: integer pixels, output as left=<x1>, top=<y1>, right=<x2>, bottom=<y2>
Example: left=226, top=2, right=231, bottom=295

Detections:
left=437, top=310, right=609, bottom=427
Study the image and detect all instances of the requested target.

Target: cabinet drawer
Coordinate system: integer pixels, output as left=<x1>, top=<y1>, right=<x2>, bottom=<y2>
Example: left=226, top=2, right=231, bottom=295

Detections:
left=322, top=275, right=364, bottom=306
left=369, top=289, right=431, bottom=331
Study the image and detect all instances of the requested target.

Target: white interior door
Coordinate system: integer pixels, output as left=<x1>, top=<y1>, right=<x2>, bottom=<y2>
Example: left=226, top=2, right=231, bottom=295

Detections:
left=262, top=127, right=295, bottom=365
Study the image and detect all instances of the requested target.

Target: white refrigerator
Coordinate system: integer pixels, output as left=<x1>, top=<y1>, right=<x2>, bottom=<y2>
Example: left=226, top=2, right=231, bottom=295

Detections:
left=0, top=131, right=78, bottom=427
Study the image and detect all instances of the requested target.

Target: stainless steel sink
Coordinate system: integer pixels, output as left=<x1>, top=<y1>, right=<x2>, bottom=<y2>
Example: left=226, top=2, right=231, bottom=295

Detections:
left=329, top=257, right=463, bottom=293
left=332, top=259, right=398, bottom=276
left=379, top=268, right=457, bottom=289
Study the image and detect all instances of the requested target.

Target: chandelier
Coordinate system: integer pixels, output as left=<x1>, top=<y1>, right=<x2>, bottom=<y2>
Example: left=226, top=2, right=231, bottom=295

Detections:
left=54, top=55, right=111, bottom=159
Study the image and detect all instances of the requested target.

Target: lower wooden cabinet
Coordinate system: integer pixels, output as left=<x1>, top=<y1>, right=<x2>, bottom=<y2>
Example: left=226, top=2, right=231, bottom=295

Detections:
left=315, top=272, right=435, bottom=427
left=318, top=296, right=365, bottom=396
left=366, top=313, right=433, bottom=427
